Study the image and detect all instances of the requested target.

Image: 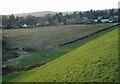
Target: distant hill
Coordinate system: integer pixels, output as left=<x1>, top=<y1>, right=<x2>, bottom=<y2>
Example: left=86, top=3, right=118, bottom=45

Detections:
left=13, top=11, right=73, bottom=17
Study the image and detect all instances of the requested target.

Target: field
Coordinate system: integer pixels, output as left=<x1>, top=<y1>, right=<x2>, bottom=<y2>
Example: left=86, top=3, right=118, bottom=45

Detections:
left=3, top=27, right=118, bottom=82
left=3, top=23, right=116, bottom=50
left=3, top=23, right=117, bottom=68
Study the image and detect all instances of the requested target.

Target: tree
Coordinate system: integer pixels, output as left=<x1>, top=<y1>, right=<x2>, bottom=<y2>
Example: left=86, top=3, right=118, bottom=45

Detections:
left=44, top=14, right=54, bottom=25
left=25, top=15, right=37, bottom=26
left=2, top=15, right=9, bottom=27
left=9, top=14, right=15, bottom=26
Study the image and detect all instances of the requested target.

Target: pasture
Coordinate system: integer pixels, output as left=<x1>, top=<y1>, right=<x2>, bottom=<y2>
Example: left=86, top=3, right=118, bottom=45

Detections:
left=3, top=23, right=116, bottom=51
left=2, top=23, right=117, bottom=68
left=3, top=27, right=118, bottom=82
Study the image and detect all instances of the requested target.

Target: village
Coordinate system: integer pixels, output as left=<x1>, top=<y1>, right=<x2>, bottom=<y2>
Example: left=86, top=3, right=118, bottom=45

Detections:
left=1, top=9, right=119, bottom=29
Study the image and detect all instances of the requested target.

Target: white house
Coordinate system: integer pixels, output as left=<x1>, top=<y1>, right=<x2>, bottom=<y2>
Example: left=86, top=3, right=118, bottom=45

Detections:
left=22, top=24, right=28, bottom=28
left=94, top=19, right=98, bottom=23
left=101, top=19, right=109, bottom=23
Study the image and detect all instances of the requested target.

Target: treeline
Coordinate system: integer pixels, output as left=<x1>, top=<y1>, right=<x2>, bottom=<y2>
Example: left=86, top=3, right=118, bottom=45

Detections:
left=2, top=9, right=119, bottom=29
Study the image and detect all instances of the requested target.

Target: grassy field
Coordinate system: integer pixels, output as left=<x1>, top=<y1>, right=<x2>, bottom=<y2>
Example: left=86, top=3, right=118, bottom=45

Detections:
left=3, top=23, right=116, bottom=50
left=3, top=28, right=118, bottom=82
left=3, top=23, right=117, bottom=67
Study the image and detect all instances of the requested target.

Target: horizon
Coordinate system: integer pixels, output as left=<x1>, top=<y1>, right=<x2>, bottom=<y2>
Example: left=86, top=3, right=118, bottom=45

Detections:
left=0, top=0, right=119, bottom=15
left=1, top=8, right=118, bottom=16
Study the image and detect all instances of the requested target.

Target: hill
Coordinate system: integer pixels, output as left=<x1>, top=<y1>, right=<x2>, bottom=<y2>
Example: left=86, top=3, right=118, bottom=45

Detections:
left=2, top=23, right=116, bottom=67
left=11, top=11, right=73, bottom=17
left=13, top=11, right=57, bottom=17
left=3, top=28, right=118, bottom=82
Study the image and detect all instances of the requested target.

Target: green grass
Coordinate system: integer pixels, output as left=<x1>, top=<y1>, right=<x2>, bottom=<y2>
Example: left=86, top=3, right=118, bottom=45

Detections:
left=3, top=24, right=117, bottom=67
left=3, top=28, right=118, bottom=82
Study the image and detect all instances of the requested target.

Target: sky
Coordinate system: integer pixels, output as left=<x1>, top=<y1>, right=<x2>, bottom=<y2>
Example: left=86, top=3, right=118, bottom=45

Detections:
left=0, top=0, right=119, bottom=15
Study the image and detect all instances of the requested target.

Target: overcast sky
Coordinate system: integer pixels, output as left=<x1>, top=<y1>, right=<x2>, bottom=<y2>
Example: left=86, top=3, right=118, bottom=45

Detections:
left=0, top=0, right=119, bottom=15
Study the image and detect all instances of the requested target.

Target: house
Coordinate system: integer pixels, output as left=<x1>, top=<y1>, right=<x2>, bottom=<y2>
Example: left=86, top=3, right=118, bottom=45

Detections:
left=94, top=16, right=113, bottom=23
left=81, top=17, right=95, bottom=24
left=81, top=17, right=88, bottom=21
left=112, top=16, right=118, bottom=22
left=101, top=19, right=110, bottom=23
left=36, top=23, right=40, bottom=26
left=94, top=19, right=111, bottom=23
left=0, top=25, right=3, bottom=28
left=94, top=19, right=98, bottom=23
left=97, top=16, right=103, bottom=20
left=56, top=22, right=64, bottom=26
left=22, top=24, right=28, bottom=28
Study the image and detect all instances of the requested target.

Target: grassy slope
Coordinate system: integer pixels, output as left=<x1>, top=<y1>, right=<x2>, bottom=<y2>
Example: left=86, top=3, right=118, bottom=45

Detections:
left=3, top=28, right=118, bottom=82
left=3, top=23, right=117, bottom=67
